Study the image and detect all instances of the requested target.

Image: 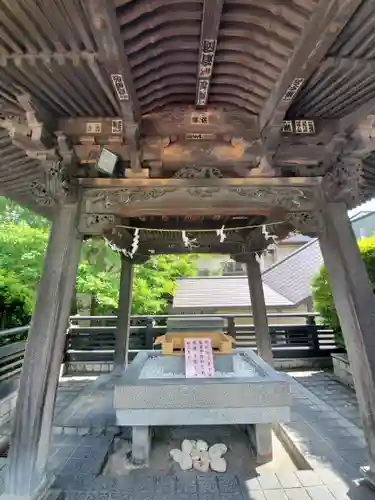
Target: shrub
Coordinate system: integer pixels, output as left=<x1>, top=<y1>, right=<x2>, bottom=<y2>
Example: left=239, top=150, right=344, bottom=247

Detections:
left=312, top=235, right=375, bottom=347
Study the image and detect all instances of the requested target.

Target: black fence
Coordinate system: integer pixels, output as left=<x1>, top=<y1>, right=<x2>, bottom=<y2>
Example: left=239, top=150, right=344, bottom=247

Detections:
left=0, top=326, right=28, bottom=398
left=65, top=313, right=343, bottom=362
left=0, top=314, right=344, bottom=394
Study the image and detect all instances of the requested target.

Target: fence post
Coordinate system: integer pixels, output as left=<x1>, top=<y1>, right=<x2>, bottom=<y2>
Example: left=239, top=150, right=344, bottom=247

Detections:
left=63, top=326, right=71, bottom=364
left=306, top=315, right=316, bottom=325
left=227, top=317, right=236, bottom=339
left=310, top=326, right=320, bottom=356
left=145, top=318, right=154, bottom=349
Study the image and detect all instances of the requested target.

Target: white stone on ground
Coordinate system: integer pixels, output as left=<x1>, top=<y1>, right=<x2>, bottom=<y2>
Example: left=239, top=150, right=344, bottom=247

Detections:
left=139, top=354, right=257, bottom=379
left=181, top=439, right=193, bottom=455
left=180, top=452, right=193, bottom=470
left=170, top=448, right=182, bottom=462
left=193, top=451, right=210, bottom=472
left=196, top=439, right=208, bottom=451
left=170, top=440, right=227, bottom=472
left=208, top=443, right=227, bottom=458
left=210, top=457, right=227, bottom=472
left=190, top=447, right=201, bottom=460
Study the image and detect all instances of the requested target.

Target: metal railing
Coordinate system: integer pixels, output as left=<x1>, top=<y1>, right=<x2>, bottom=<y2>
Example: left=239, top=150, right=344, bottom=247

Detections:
left=0, top=326, right=29, bottom=398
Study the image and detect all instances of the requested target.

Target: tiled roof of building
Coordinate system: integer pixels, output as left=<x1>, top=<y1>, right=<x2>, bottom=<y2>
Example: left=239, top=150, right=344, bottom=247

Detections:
left=262, top=210, right=375, bottom=305
left=173, top=211, right=375, bottom=310
left=173, top=276, right=293, bottom=309
left=262, top=239, right=323, bottom=305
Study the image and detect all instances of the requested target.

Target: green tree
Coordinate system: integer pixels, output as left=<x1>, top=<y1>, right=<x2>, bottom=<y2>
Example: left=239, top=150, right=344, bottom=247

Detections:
left=0, top=197, right=49, bottom=229
left=0, top=269, right=33, bottom=329
left=312, top=235, right=375, bottom=347
left=0, top=200, right=197, bottom=316
left=132, top=255, right=196, bottom=314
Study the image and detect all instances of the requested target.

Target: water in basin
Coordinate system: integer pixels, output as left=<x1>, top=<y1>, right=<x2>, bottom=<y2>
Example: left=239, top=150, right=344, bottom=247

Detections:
left=138, top=353, right=259, bottom=379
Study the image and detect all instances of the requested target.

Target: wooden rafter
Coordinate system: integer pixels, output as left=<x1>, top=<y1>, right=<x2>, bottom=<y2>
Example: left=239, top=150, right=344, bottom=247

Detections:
left=260, top=0, right=363, bottom=150
left=86, top=0, right=141, bottom=171
left=195, top=0, right=224, bottom=107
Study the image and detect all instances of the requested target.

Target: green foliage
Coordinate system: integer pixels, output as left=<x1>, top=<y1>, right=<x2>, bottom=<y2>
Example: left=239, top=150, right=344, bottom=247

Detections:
left=0, top=197, right=197, bottom=318
left=0, top=221, right=48, bottom=289
left=0, top=269, right=33, bottom=328
left=312, top=235, right=375, bottom=347
left=0, top=197, right=49, bottom=229
left=132, top=255, right=197, bottom=314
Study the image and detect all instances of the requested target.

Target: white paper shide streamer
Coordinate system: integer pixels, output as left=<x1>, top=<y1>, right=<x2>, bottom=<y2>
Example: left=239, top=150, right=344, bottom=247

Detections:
left=216, top=225, right=226, bottom=243
left=105, top=221, right=283, bottom=258
left=262, top=224, right=277, bottom=254
left=129, top=228, right=140, bottom=258
left=182, top=230, right=198, bottom=250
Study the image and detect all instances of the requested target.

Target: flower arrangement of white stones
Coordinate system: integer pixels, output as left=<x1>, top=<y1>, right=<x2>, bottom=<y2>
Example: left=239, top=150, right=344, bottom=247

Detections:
left=170, top=439, right=228, bottom=473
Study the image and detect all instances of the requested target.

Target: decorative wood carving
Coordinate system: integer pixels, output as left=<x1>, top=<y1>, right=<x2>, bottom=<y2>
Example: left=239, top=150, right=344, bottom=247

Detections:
left=44, top=160, right=72, bottom=201
left=85, top=187, right=175, bottom=213
left=322, top=158, right=366, bottom=208
left=78, top=213, right=115, bottom=234
left=186, top=187, right=221, bottom=198
left=286, top=211, right=324, bottom=236
left=230, top=187, right=315, bottom=210
left=80, top=177, right=320, bottom=217
left=174, top=166, right=223, bottom=179
left=30, top=160, right=75, bottom=206
left=30, top=181, right=54, bottom=207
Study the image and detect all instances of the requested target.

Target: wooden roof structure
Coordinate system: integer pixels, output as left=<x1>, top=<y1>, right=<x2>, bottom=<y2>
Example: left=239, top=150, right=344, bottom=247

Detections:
left=1, top=0, right=375, bottom=258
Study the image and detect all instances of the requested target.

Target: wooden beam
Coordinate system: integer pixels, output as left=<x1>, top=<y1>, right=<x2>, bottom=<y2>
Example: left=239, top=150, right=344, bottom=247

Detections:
left=57, top=107, right=260, bottom=141
left=86, top=0, right=141, bottom=171
left=79, top=176, right=322, bottom=190
left=71, top=138, right=262, bottom=168
left=80, top=177, right=320, bottom=217
left=260, top=0, right=363, bottom=148
left=195, top=0, right=224, bottom=107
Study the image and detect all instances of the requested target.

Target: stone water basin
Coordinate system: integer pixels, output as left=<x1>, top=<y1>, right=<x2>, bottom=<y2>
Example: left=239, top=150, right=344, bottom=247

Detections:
left=115, top=349, right=291, bottom=427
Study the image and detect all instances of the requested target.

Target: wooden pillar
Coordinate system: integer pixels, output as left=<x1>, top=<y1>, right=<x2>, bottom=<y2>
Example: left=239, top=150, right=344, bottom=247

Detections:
left=245, top=255, right=273, bottom=365
left=113, top=256, right=133, bottom=373
left=5, top=203, right=82, bottom=499
left=37, top=232, right=83, bottom=473
left=319, top=202, right=375, bottom=480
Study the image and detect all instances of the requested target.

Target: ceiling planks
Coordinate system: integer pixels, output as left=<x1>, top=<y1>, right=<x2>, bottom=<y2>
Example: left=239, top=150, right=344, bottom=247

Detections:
left=260, top=0, right=364, bottom=149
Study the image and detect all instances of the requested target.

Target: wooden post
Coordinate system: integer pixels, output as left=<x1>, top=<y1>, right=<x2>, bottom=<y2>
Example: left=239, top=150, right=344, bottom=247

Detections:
left=113, top=256, right=133, bottom=373
left=37, top=232, right=83, bottom=473
left=245, top=255, right=273, bottom=366
left=319, top=202, right=375, bottom=481
left=145, top=318, right=154, bottom=350
left=227, top=316, right=236, bottom=339
left=5, top=203, right=81, bottom=498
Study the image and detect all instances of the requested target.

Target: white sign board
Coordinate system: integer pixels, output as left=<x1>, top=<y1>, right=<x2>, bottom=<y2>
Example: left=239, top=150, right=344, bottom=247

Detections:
left=184, top=338, right=215, bottom=378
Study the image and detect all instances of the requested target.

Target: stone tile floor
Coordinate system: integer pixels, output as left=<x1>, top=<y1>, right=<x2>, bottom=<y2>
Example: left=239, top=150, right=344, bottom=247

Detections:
left=1, top=370, right=375, bottom=499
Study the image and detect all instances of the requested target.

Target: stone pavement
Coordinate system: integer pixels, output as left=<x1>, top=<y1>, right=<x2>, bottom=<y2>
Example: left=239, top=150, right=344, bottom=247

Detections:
left=1, top=371, right=375, bottom=499
left=53, top=375, right=116, bottom=434
left=295, top=371, right=361, bottom=427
